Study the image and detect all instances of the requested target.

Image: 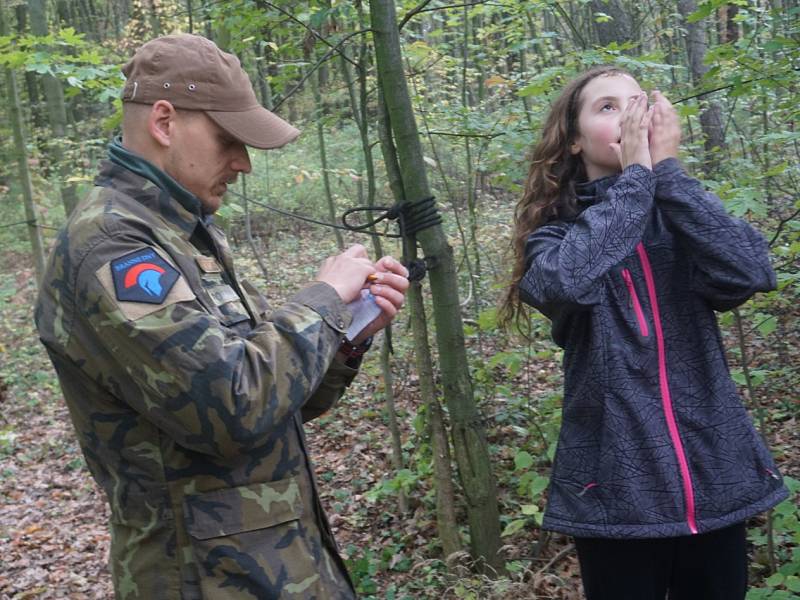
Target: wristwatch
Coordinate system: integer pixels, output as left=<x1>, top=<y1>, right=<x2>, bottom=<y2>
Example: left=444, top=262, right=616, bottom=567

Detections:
left=338, top=336, right=373, bottom=367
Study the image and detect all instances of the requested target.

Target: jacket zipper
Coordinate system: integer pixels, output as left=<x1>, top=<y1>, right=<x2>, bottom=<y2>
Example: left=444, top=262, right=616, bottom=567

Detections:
left=621, top=269, right=650, bottom=337
left=636, top=242, right=698, bottom=534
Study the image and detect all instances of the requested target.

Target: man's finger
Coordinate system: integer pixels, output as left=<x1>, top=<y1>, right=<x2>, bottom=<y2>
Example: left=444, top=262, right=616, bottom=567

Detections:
left=343, top=244, right=368, bottom=258
left=372, top=290, right=405, bottom=317
left=376, top=256, right=410, bottom=279
left=370, top=272, right=409, bottom=293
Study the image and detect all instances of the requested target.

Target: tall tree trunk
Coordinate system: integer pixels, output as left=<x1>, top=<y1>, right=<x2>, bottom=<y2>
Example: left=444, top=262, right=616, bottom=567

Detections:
left=307, top=45, right=344, bottom=250
left=28, top=0, right=79, bottom=216
left=253, top=42, right=273, bottom=110
left=338, top=44, right=411, bottom=516
left=2, top=3, right=46, bottom=284
left=590, top=0, right=633, bottom=49
left=461, top=4, right=480, bottom=281
left=718, top=5, right=739, bottom=43
left=679, top=0, right=726, bottom=173
left=186, top=0, right=194, bottom=33
left=370, top=0, right=503, bottom=572
left=14, top=4, right=45, bottom=135
left=377, top=83, right=462, bottom=558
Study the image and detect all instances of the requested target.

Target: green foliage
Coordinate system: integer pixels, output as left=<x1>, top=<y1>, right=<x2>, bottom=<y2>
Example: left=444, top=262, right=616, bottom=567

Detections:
left=0, top=28, right=122, bottom=102
left=748, top=478, right=800, bottom=599
left=2, top=0, right=798, bottom=596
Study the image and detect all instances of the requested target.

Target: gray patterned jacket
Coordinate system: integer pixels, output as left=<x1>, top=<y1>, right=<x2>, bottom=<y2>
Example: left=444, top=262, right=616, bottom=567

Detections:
left=519, top=158, right=788, bottom=538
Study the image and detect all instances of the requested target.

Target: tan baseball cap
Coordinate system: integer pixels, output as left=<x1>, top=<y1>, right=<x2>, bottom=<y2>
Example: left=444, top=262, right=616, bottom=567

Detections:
left=121, top=34, right=299, bottom=149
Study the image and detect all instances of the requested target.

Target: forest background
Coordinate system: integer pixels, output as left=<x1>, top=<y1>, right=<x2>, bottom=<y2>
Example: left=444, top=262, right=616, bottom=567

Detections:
left=0, top=0, right=798, bottom=598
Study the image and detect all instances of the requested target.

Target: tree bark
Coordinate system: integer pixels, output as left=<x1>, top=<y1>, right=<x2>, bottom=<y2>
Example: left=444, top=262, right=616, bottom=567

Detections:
left=28, top=0, right=79, bottom=216
left=1, top=3, right=46, bottom=284
left=370, top=0, right=503, bottom=572
left=307, top=44, right=344, bottom=250
left=679, top=0, right=726, bottom=173
left=14, top=4, right=45, bottom=135
left=590, top=0, right=634, bottom=49
left=341, top=45, right=410, bottom=517
left=377, top=83, right=462, bottom=558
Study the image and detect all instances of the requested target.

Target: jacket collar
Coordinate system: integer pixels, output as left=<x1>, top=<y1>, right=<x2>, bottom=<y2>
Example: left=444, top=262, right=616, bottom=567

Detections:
left=95, top=138, right=213, bottom=238
left=575, top=172, right=620, bottom=207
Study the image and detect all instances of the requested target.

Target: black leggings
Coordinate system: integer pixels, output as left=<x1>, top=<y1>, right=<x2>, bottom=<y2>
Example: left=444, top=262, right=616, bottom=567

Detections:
left=574, top=522, right=748, bottom=600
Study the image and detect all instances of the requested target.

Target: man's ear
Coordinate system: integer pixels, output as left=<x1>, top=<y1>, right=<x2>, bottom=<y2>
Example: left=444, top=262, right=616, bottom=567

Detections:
left=148, top=100, right=177, bottom=148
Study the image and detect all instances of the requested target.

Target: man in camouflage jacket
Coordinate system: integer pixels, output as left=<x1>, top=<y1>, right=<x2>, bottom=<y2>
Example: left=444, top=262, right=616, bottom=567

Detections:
left=35, top=34, right=409, bottom=599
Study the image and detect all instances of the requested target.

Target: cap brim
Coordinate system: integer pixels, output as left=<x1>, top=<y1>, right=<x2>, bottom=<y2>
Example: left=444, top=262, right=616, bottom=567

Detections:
left=206, top=106, right=300, bottom=149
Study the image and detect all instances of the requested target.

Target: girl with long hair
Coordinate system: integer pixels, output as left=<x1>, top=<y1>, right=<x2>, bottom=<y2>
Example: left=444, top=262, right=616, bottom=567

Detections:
left=500, top=66, right=787, bottom=599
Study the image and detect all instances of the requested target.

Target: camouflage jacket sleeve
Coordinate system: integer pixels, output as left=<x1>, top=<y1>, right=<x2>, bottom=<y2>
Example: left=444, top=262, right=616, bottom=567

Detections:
left=77, top=231, right=354, bottom=459
left=300, top=359, right=357, bottom=422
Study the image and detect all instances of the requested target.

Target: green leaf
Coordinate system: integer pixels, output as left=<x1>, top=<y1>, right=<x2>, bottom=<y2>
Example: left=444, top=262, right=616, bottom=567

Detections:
left=757, top=315, right=777, bottom=337
left=530, top=475, right=550, bottom=498
left=686, top=1, right=716, bottom=23
left=766, top=572, right=785, bottom=587
left=501, top=519, right=526, bottom=537
left=514, top=450, right=534, bottom=471
left=521, top=504, right=539, bottom=516
left=786, top=576, right=800, bottom=592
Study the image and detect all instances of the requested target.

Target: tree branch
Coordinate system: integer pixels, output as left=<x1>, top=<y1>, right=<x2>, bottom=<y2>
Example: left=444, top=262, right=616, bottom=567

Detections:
left=272, top=29, right=370, bottom=110
left=399, top=1, right=501, bottom=30
left=255, top=0, right=361, bottom=68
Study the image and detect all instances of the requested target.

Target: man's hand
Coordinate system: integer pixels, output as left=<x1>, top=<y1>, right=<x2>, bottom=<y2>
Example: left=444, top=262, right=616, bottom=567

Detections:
left=609, top=92, right=654, bottom=171
left=315, top=244, right=376, bottom=303
left=349, top=256, right=409, bottom=345
left=648, top=90, right=681, bottom=166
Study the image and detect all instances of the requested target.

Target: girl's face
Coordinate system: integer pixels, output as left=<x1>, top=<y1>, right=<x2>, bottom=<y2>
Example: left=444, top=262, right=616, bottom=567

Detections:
left=570, top=73, right=643, bottom=181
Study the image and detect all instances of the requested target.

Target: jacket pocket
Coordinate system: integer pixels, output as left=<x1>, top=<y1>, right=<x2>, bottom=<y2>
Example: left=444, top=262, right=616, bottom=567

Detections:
left=621, top=268, right=649, bottom=337
left=199, top=272, right=251, bottom=328
left=184, top=477, right=322, bottom=600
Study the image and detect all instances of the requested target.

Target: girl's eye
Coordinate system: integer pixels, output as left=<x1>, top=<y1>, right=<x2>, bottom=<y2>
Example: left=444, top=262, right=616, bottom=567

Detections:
left=600, top=103, right=615, bottom=112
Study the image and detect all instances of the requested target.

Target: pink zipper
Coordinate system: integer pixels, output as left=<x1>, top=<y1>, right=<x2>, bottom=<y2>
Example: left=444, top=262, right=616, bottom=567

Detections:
left=621, top=269, right=650, bottom=337
left=636, top=242, right=698, bottom=534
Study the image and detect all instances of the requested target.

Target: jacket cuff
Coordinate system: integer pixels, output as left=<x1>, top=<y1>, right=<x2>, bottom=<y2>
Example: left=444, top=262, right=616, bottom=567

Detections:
left=653, top=157, right=684, bottom=179
left=326, top=356, right=360, bottom=385
left=290, top=282, right=352, bottom=334
left=622, top=163, right=657, bottom=190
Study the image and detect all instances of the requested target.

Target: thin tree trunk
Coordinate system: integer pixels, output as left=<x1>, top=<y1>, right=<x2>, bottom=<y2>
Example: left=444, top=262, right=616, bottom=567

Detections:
left=462, top=4, right=481, bottom=281
left=254, top=42, right=273, bottom=110
left=370, top=0, right=503, bottom=573
left=339, top=39, right=409, bottom=515
left=679, top=0, right=726, bottom=173
left=14, top=4, right=45, bottom=134
left=240, top=176, right=270, bottom=283
left=2, top=3, right=46, bottom=284
left=377, top=84, right=462, bottom=558
left=28, top=0, right=79, bottom=217
left=733, top=309, right=776, bottom=574
left=186, top=0, right=193, bottom=33
left=591, top=0, right=633, bottom=48
left=308, top=47, right=344, bottom=250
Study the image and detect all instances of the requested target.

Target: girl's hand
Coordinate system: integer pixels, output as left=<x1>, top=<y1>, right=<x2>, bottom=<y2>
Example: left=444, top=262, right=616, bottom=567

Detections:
left=609, top=92, right=654, bottom=171
left=648, top=90, right=681, bottom=166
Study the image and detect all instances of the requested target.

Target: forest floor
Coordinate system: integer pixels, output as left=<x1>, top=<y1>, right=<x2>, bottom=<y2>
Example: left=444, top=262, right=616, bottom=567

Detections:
left=0, top=197, right=797, bottom=599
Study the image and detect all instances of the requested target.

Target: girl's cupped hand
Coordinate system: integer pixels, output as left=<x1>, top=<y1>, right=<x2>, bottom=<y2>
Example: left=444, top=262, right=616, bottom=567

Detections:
left=609, top=92, right=654, bottom=171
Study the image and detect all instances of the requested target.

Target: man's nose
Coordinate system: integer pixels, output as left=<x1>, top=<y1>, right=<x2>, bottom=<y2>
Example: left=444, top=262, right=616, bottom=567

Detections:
left=231, top=143, right=252, bottom=173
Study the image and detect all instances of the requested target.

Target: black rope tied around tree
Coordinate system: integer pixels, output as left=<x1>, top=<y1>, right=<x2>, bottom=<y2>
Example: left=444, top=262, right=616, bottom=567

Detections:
left=342, top=196, right=442, bottom=282
left=229, top=189, right=442, bottom=282
left=341, top=196, right=442, bottom=238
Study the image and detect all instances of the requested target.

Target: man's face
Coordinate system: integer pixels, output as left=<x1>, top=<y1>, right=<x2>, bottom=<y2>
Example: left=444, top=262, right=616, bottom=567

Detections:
left=165, top=111, right=252, bottom=213
left=571, top=73, right=643, bottom=181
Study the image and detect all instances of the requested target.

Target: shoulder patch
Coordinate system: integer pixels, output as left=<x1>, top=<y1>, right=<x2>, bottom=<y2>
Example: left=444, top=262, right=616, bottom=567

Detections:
left=111, top=248, right=179, bottom=304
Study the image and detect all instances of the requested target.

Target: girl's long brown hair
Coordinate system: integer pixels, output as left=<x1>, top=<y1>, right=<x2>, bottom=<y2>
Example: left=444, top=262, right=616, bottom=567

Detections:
left=498, top=66, right=630, bottom=333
